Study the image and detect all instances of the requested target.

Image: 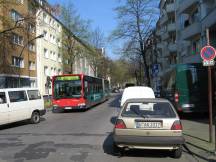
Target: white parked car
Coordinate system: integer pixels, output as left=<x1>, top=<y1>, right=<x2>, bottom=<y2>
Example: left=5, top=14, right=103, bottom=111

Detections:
left=0, top=88, right=46, bottom=126
left=120, top=86, right=155, bottom=107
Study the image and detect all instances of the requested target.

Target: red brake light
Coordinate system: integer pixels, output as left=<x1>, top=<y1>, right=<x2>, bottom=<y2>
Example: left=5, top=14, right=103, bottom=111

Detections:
left=171, top=120, right=182, bottom=130
left=175, top=92, right=179, bottom=103
left=115, top=119, right=126, bottom=129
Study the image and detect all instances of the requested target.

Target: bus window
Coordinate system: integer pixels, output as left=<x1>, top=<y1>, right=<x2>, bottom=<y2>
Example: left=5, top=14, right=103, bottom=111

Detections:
left=84, top=81, right=88, bottom=94
left=54, top=80, right=82, bottom=99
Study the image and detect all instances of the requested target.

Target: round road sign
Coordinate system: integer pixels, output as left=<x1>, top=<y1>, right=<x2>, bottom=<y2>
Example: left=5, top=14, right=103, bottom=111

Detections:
left=200, top=46, right=216, bottom=61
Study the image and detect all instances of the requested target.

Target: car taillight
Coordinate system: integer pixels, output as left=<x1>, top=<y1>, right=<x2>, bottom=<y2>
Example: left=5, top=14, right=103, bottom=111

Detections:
left=115, top=119, right=126, bottom=129
left=175, top=92, right=179, bottom=103
left=171, top=120, right=182, bottom=130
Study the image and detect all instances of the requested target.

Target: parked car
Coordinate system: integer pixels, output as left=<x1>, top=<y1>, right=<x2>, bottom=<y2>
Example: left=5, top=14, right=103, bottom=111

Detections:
left=113, top=98, right=185, bottom=158
left=120, top=86, right=155, bottom=107
left=0, top=88, right=46, bottom=126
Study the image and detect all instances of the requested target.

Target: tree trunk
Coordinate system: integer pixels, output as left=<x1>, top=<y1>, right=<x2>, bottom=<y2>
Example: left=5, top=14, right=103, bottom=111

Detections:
left=139, top=40, right=151, bottom=87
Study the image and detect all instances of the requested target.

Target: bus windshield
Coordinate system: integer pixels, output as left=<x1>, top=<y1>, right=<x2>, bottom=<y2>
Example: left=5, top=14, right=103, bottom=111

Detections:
left=54, top=80, right=82, bottom=99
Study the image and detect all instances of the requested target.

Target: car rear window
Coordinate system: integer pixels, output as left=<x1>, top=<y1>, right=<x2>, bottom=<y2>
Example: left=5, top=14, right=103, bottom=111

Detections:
left=27, top=90, right=41, bottom=100
left=121, top=102, right=176, bottom=118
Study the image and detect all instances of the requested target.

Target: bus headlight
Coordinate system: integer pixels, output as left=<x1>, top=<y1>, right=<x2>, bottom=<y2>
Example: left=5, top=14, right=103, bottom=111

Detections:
left=53, top=105, right=58, bottom=108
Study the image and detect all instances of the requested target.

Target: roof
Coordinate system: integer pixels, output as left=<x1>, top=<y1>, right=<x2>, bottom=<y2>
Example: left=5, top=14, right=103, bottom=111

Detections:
left=120, top=86, right=155, bottom=106
left=0, top=88, right=39, bottom=91
left=124, top=98, right=170, bottom=103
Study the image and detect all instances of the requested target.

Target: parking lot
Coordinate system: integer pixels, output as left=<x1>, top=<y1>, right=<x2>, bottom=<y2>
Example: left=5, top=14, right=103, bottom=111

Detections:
left=0, top=94, right=215, bottom=162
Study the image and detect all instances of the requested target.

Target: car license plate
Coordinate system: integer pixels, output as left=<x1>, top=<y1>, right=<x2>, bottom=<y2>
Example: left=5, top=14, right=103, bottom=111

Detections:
left=136, top=122, right=162, bottom=128
left=65, top=107, right=72, bottom=110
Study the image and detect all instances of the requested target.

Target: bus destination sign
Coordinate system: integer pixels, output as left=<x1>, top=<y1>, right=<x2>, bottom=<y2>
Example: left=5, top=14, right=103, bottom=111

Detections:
left=56, top=76, right=80, bottom=81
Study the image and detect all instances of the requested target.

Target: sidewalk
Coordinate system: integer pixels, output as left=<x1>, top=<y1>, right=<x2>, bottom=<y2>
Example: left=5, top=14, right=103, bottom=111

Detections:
left=182, top=116, right=216, bottom=161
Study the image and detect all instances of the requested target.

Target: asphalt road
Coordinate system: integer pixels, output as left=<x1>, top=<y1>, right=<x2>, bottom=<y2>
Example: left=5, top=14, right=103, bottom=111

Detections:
left=0, top=94, right=205, bottom=162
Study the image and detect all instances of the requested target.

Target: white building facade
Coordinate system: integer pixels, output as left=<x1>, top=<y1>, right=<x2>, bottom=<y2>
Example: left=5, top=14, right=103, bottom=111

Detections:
left=36, top=6, right=96, bottom=95
left=36, top=9, right=64, bottom=95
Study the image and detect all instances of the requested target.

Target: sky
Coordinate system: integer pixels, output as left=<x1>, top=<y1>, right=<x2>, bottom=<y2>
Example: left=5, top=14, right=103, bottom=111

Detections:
left=48, top=0, right=119, bottom=60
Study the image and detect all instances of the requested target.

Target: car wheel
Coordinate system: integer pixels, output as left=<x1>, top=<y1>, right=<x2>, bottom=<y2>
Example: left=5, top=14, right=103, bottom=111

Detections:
left=112, top=142, right=124, bottom=156
left=172, top=146, right=182, bottom=159
left=30, top=111, right=40, bottom=124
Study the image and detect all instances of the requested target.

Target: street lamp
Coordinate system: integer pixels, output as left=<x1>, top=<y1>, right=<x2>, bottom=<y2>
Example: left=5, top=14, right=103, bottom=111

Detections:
left=18, top=34, right=44, bottom=87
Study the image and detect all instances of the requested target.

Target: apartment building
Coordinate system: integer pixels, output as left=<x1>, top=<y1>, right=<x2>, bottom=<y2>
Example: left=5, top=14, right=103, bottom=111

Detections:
left=176, top=0, right=216, bottom=63
left=0, top=0, right=37, bottom=88
left=36, top=0, right=96, bottom=95
left=36, top=6, right=64, bottom=95
left=157, top=0, right=177, bottom=72
left=156, top=0, right=216, bottom=67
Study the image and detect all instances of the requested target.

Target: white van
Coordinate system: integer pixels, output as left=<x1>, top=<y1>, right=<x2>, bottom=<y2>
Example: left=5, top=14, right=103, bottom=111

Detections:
left=0, top=88, right=46, bottom=126
left=120, top=86, right=155, bottom=107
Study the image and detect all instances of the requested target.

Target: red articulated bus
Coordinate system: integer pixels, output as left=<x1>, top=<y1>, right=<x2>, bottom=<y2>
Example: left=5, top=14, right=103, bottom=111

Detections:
left=52, top=74, right=110, bottom=112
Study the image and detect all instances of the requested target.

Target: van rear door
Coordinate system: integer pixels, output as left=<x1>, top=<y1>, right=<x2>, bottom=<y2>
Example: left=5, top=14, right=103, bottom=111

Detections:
left=0, top=91, right=9, bottom=125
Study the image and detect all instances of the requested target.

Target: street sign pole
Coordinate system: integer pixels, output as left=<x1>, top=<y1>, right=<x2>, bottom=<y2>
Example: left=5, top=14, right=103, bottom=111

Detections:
left=206, top=28, right=213, bottom=143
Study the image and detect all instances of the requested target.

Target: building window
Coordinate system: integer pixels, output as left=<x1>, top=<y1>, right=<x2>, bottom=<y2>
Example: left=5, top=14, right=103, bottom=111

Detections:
left=54, top=68, right=57, bottom=75
left=191, top=39, right=200, bottom=55
left=12, top=56, right=24, bottom=68
left=43, top=30, right=48, bottom=40
left=58, top=54, right=62, bottom=63
left=16, top=0, right=24, bottom=4
left=58, top=69, right=62, bottom=75
left=44, top=66, right=49, bottom=76
left=44, top=48, right=49, bottom=58
left=43, top=13, right=48, bottom=23
left=65, top=59, right=69, bottom=65
left=12, top=33, right=24, bottom=46
left=51, top=67, right=54, bottom=76
left=28, top=24, right=35, bottom=33
left=10, top=9, right=22, bottom=22
left=29, top=43, right=35, bottom=52
left=29, top=61, right=35, bottom=70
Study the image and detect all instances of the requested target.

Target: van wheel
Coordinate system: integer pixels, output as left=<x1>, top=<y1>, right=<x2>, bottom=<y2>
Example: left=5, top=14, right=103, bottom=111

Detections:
left=30, top=111, right=40, bottom=124
left=172, top=146, right=182, bottom=159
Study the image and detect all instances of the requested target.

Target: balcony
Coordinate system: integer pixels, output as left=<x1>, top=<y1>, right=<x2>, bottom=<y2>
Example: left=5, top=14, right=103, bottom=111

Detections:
left=168, top=43, right=177, bottom=52
left=178, top=0, right=199, bottom=14
left=166, top=3, right=175, bottom=13
left=182, top=22, right=201, bottom=40
left=157, top=42, right=163, bottom=49
left=156, top=29, right=162, bottom=36
left=161, top=31, right=169, bottom=41
left=159, top=0, right=166, bottom=9
left=167, top=23, right=176, bottom=32
left=160, top=14, right=168, bottom=25
left=202, top=8, right=216, bottom=29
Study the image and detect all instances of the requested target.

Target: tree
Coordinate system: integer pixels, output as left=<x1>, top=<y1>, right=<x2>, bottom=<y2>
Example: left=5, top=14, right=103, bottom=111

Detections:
left=59, top=1, right=92, bottom=73
left=110, top=0, right=159, bottom=86
left=89, top=27, right=105, bottom=49
left=109, top=59, right=135, bottom=87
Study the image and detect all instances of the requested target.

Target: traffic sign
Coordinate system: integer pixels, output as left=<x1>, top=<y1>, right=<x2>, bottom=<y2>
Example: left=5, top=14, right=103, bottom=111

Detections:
left=152, top=64, right=159, bottom=77
left=200, top=45, right=216, bottom=66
